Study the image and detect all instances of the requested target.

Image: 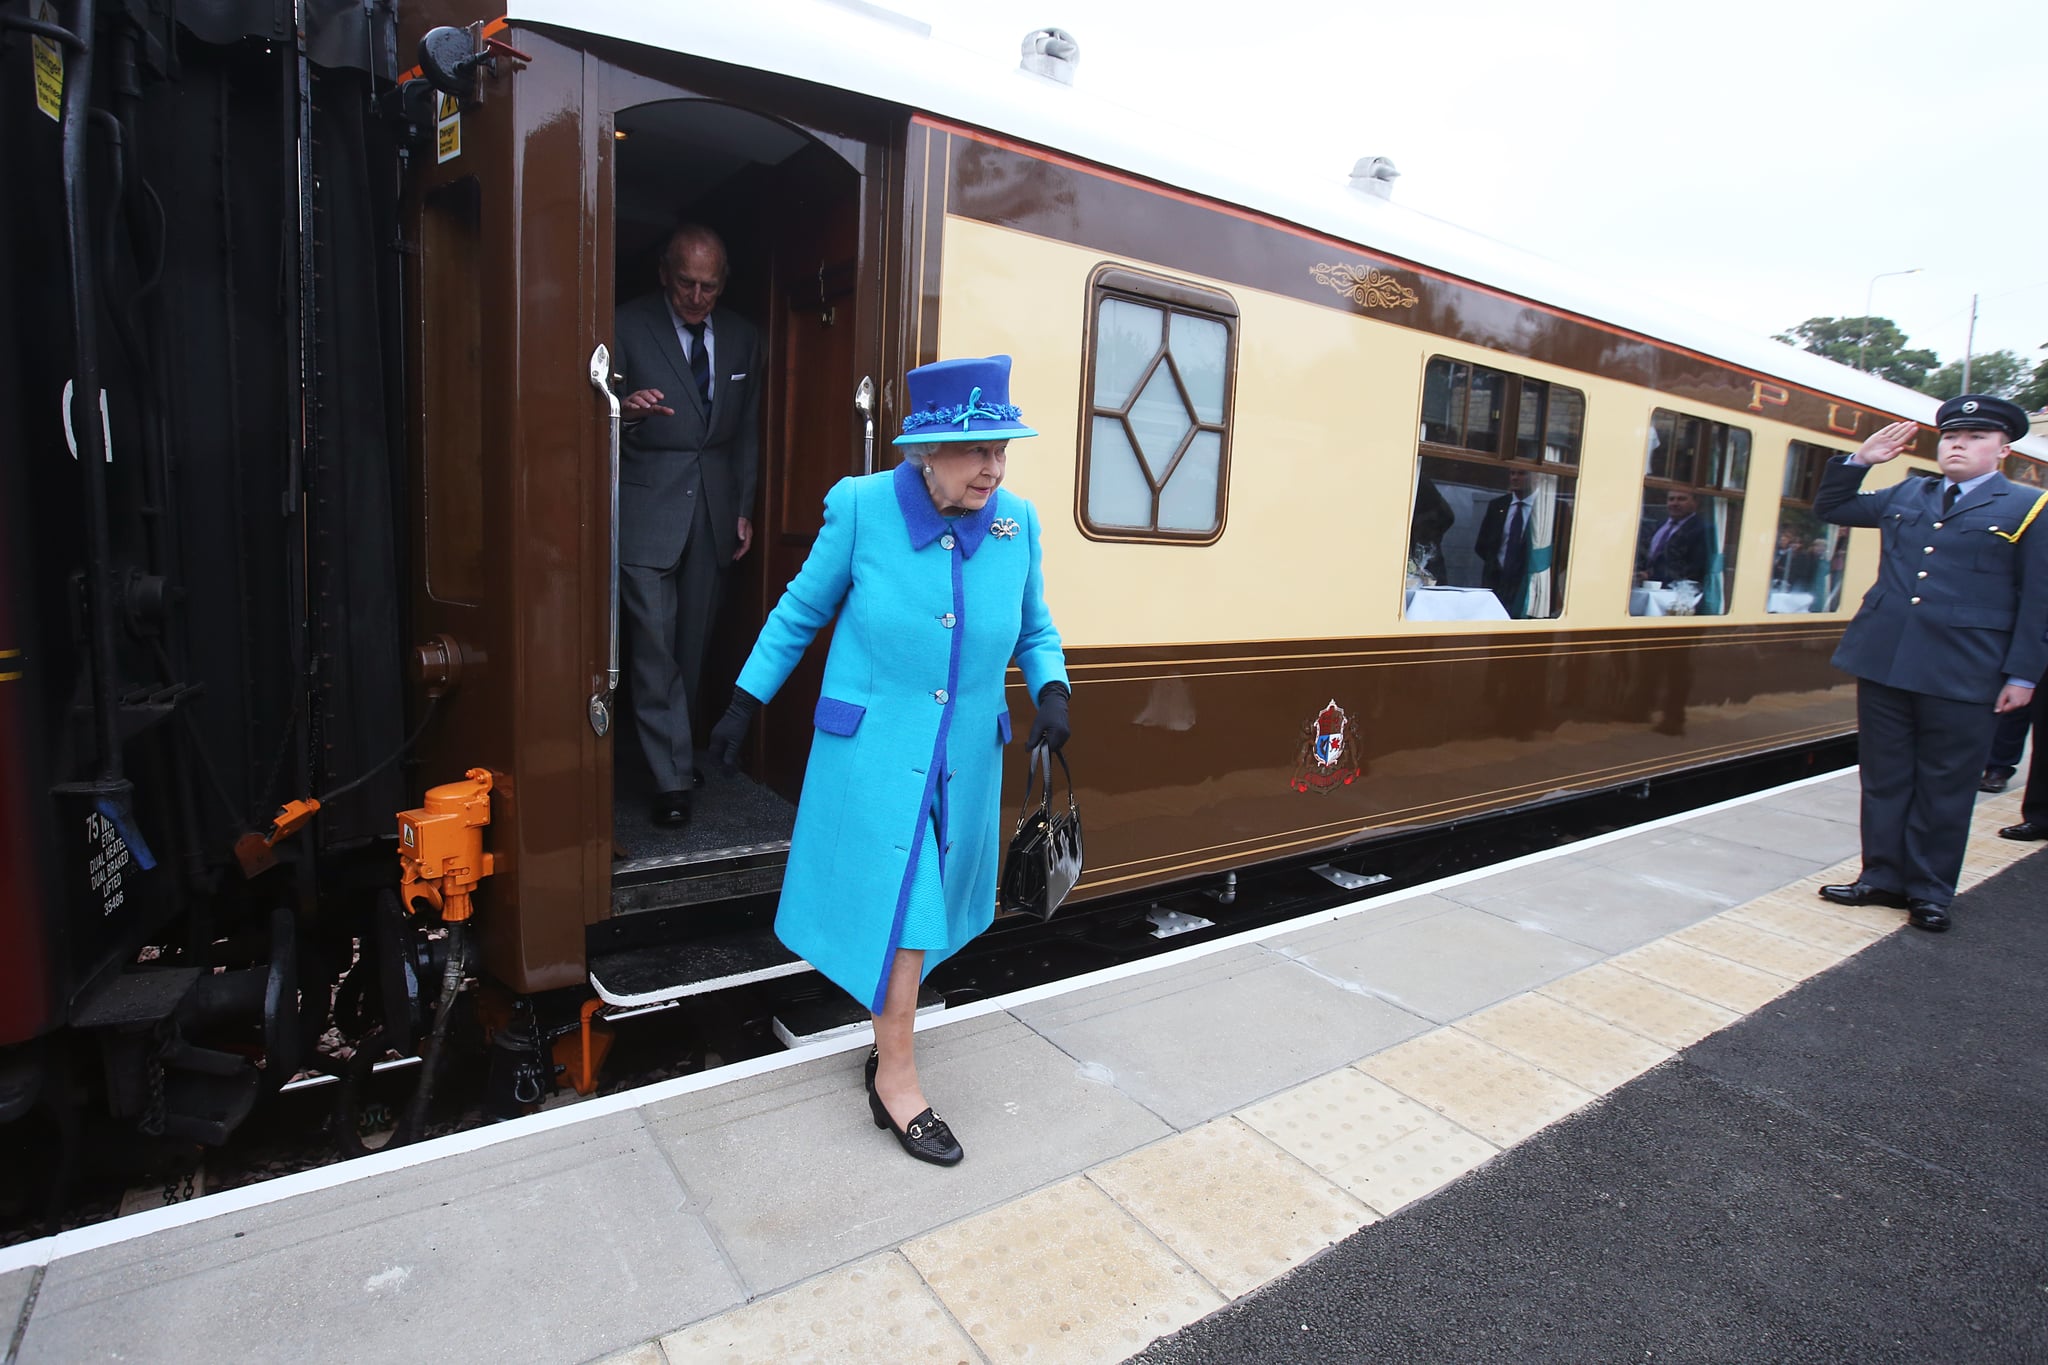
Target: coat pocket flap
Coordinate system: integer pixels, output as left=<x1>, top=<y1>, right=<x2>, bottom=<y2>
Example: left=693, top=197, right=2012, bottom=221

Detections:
left=996, top=711, right=1013, bottom=744
left=814, top=697, right=866, bottom=736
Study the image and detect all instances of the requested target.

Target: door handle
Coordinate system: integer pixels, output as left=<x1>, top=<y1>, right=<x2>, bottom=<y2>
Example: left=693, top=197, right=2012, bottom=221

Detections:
left=855, top=375, right=876, bottom=475
left=588, top=343, right=620, bottom=737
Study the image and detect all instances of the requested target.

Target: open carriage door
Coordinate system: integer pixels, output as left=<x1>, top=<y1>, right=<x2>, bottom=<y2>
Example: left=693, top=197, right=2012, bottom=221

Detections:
left=402, top=19, right=611, bottom=993
left=596, top=66, right=893, bottom=842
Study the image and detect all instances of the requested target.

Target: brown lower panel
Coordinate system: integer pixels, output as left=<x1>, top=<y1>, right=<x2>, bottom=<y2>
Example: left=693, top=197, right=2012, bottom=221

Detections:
left=1021, top=622, right=1851, bottom=902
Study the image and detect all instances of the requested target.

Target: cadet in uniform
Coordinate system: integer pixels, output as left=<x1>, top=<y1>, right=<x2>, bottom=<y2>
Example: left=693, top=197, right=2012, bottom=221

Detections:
left=1812, top=394, right=2048, bottom=931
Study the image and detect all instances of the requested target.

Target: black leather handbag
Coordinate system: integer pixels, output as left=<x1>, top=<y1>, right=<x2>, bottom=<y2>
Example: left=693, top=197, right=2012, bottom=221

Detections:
left=998, top=743, right=1084, bottom=921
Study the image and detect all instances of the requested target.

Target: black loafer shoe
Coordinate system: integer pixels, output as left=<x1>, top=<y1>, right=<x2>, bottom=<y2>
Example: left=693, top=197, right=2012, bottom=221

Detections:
left=1907, top=899, right=1951, bottom=933
left=868, top=1085, right=963, bottom=1166
left=1818, top=882, right=1908, bottom=909
left=651, top=790, right=692, bottom=827
left=1980, top=766, right=2015, bottom=794
left=1998, top=821, right=2048, bottom=842
left=863, top=1047, right=879, bottom=1089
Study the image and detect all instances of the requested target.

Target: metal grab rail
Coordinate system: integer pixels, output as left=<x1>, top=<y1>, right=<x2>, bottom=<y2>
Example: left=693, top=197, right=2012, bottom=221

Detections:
left=588, top=343, right=620, bottom=736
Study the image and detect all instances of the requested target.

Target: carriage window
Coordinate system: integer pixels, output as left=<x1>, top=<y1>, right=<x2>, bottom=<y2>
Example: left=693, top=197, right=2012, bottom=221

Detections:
left=1630, top=409, right=1748, bottom=617
left=1079, top=266, right=1237, bottom=543
left=1406, top=356, right=1584, bottom=622
left=1770, top=441, right=1854, bottom=614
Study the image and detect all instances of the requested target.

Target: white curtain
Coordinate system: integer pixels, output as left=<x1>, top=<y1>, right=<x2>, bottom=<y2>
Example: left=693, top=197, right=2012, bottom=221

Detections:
left=1703, top=498, right=1729, bottom=614
left=1521, top=472, right=1560, bottom=619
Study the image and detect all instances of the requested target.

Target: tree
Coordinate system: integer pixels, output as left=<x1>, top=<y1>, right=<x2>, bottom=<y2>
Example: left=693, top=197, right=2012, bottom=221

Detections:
left=1917, top=350, right=2031, bottom=401
left=2015, top=357, right=2048, bottom=414
left=1773, top=316, right=1938, bottom=389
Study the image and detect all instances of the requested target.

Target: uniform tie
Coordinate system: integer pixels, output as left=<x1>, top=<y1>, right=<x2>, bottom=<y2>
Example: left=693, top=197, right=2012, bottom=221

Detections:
left=1501, top=499, right=1525, bottom=571
left=685, top=321, right=711, bottom=405
left=1941, top=482, right=1958, bottom=515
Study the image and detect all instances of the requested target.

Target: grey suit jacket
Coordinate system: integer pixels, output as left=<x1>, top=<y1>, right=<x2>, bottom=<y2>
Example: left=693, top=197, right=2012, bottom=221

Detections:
left=614, top=293, right=763, bottom=569
left=1815, top=457, right=2048, bottom=703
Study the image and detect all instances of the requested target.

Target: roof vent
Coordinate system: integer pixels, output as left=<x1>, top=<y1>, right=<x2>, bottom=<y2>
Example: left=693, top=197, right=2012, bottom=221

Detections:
left=1020, top=27, right=1079, bottom=84
left=1349, top=156, right=1399, bottom=200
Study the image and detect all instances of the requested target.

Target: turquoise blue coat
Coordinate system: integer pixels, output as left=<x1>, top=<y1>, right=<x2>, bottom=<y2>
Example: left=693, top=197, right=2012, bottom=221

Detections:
left=736, top=462, right=1068, bottom=1013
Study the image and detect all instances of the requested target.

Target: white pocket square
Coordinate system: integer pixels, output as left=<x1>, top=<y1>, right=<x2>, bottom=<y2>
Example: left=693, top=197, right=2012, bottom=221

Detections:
left=729, top=372, right=748, bottom=381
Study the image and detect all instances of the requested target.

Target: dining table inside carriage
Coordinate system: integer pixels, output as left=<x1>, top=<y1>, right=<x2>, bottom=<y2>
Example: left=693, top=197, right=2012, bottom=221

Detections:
left=1402, top=585, right=1512, bottom=623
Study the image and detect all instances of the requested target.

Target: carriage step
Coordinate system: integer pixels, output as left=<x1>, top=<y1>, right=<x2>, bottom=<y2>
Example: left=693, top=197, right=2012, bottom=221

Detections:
left=771, top=984, right=945, bottom=1050
left=588, top=928, right=811, bottom=1006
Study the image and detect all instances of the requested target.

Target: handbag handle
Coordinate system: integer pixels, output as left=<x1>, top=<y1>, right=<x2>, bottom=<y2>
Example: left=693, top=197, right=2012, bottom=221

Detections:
left=1015, top=741, right=1077, bottom=824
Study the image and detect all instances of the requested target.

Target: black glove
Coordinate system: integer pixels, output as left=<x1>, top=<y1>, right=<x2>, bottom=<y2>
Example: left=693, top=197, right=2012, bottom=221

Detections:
left=1026, top=681, right=1070, bottom=753
left=706, top=689, right=760, bottom=774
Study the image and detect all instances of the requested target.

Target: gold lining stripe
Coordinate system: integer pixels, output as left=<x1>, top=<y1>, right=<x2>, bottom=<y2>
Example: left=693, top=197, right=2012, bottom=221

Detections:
left=1993, top=491, right=2048, bottom=544
left=0, top=672, right=21, bottom=684
left=0, top=649, right=19, bottom=660
left=1078, top=719, right=1854, bottom=882
left=1059, top=628, right=1843, bottom=673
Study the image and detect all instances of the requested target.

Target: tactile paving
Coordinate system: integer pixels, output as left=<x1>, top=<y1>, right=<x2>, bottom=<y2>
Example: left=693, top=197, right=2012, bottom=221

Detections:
left=1722, top=895, right=1893, bottom=954
left=903, top=1176, right=1223, bottom=1363
left=1236, top=1065, right=1498, bottom=1216
left=1357, top=1028, right=1597, bottom=1148
left=1750, top=885, right=1904, bottom=935
left=594, top=1344, right=666, bottom=1365
left=1088, top=1117, right=1371, bottom=1298
left=1670, top=915, right=1845, bottom=981
left=1455, top=992, right=1673, bottom=1093
left=1607, top=938, right=1792, bottom=1013
left=1536, top=960, right=1742, bottom=1050
left=660, top=1251, right=975, bottom=1365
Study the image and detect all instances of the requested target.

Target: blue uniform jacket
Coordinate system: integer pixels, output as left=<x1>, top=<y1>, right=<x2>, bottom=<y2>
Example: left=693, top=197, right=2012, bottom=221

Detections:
left=736, top=462, right=1068, bottom=1012
left=1815, top=457, right=2048, bottom=703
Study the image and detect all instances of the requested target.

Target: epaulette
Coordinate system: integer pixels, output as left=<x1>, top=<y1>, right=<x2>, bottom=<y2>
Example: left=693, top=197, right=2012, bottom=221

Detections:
left=1993, top=490, right=2048, bottom=544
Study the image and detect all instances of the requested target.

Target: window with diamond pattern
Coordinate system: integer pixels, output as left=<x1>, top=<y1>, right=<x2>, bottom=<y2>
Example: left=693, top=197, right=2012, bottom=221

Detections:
left=1079, top=266, right=1238, bottom=542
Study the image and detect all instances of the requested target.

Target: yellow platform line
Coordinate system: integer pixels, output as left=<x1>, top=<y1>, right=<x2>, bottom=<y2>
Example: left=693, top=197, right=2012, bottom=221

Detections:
left=604, top=789, right=2033, bottom=1365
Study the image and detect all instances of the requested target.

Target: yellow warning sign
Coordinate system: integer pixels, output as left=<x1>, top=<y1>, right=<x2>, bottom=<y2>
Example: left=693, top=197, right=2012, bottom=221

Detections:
left=437, top=92, right=460, bottom=122
left=436, top=113, right=461, bottom=164
left=33, top=1, right=63, bottom=122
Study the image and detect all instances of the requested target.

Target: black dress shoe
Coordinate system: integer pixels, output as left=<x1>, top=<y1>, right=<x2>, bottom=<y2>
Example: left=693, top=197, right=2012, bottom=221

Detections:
left=1818, top=882, right=1908, bottom=909
left=1907, top=899, right=1951, bottom=932
left=864, top=1047, right=878, bottom=1089
left=692, top=768, right=706, bottom=789
left=866, top=1074, right=962, bottom=1166
left=651, top=790, right=691, bottom=827
left=1980, top=766, right=2015, bottom=794
left=1998, top=821, right=2048, bottom=842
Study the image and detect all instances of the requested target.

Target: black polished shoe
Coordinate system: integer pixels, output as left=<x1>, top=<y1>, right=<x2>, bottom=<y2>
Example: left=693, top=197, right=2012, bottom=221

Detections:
left=692, top=768, right=706, bottom=789
left=1998, top=821, right=2048, bottom=842
left=651, top=790, right=692, bottom=827
left=867, top=1082, right=963, bottom=1166
left=1818, top=882, right=1908, bottom=909
left=863, top=1047, right=878, bottom=1089
left=1980, top=766, right=2016, bottom=794
left=1907, top=899, right=1951, bottom=933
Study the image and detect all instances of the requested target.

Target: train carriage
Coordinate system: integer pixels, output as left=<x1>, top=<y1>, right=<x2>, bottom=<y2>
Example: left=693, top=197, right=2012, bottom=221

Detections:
left=4, top=0, right=2044, bottom=1153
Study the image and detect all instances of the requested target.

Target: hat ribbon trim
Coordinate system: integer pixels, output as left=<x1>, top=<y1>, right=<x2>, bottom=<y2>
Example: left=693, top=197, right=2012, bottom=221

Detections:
left=902, top=386, right=1023, bottom=434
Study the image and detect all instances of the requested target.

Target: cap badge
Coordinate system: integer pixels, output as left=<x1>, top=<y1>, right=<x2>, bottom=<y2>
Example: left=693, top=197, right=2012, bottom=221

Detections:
left=1963, top=400, right=1980, bottom=413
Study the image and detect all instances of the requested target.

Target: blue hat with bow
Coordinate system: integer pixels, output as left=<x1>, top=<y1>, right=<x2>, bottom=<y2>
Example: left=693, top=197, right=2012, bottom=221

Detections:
left=893, top=355, right=1039, bottom=445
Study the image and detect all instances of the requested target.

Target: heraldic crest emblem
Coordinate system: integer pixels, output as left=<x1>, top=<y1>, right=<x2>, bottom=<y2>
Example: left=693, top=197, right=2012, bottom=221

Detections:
left=1290, top=699, right=1362, bottom=793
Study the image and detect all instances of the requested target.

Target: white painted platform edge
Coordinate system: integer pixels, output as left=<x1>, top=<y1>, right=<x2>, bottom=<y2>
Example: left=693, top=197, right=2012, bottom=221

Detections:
left=0, top=764, right=1857, bottom=1274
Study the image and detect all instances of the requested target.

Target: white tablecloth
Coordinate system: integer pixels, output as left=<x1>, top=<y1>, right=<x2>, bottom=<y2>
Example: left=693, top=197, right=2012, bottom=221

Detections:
left=1405, top=586, right=1511, bottom=622
left=1767, top=590, right=1815, bottom=614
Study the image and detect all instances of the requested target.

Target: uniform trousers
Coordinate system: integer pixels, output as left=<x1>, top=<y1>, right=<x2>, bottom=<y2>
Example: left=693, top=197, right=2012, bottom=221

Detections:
left=1855, top=678, right=2000, bottom=906
left=2019, top=696, right=2048, bottom=827
left=621, top=490, right=720, bottom=794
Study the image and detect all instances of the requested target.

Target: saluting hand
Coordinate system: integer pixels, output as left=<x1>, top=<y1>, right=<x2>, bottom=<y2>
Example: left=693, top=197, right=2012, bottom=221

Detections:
left=1852, top=420, right=1918, bottom=466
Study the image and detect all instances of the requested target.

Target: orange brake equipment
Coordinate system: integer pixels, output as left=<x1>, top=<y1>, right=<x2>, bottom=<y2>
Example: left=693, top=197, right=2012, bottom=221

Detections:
left=397, top=768, right=496, bottom=922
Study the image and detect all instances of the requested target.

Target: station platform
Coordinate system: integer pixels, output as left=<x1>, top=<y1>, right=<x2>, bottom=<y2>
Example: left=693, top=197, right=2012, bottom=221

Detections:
left=3, top=770, right=2041, bottom=1364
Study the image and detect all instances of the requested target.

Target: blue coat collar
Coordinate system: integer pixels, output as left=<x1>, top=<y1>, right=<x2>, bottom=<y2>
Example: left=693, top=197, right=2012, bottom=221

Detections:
left=893, top=459, right=997, bottom=557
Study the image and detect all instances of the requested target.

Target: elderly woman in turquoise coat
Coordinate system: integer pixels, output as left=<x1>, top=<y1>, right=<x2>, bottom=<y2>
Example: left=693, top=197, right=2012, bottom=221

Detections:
left=706, top=356, right=1070, bottom=1166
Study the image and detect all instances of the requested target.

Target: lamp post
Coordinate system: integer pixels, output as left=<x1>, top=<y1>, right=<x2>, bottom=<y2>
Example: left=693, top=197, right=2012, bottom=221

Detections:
left=1858, top=268, right=1923, bottom=372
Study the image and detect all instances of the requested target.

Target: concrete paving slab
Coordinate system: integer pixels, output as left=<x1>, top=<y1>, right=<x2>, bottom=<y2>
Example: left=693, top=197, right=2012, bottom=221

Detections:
left=644, top=1013, right=1170, bottom=1296
left=1360, top=1028, right=1597, bottom=1147
left=1273, top=904, right=1603, bottom=1023
left=590, top=1344, right=666, bottom=1365
left=1455, top=993, right=1672, bottom=1093
left=20, top=1112, right=739, bottom=1365
left=659, top=1250, right=977, bottom=1364
left=1440, top=860, right=1728, bottom=954
left=1594, top=829, right=1826, bottom=907
left=1535, top=961, right=1742, bottom=1050
left=1087, top=1117, right=1371, bottom=1299
left=1671, top=914, right=1847, bottom=981
left=904, top=1176, right=1223, bottom=1364
left=1721, top=895, right=1894, bottom=954
left=1260, top=892, right=1470, bottom=955
left=1011, top=945, right=1431, bottom=1129
left=2, top=1266, right=36, bottom=1346
left=1684, top=803, right=1862, bottom=862
left=1753, top=776, right=1862, bottom=825
left=1609, top=938, right=1793, bottom=1013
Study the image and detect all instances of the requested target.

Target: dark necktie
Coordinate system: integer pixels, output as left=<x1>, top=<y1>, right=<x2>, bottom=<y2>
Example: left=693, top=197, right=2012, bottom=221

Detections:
left=1941, top=482, right=1958, bottom=515
left=685, top=321, right=711, bottom=405
left=1502, top=500, right=1525, bottom=571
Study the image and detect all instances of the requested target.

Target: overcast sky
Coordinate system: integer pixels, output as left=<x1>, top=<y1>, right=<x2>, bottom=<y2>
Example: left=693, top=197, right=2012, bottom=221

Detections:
left=911, top=0, right=2046, bottom=376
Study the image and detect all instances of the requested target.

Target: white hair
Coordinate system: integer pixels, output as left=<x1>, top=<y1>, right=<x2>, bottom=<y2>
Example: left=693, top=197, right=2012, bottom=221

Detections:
left=897, top=442, right=942, bottom=469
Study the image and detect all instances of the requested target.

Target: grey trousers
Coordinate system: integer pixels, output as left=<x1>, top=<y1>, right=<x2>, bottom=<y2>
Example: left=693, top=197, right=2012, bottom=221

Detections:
left=1855, top=678, right=1999, bottom=906
left=621, top=492, right=720, bottom=793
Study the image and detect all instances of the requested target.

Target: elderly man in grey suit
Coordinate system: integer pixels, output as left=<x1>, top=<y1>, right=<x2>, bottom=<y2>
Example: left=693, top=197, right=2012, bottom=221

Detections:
left=1813, top=394, right=2048, bottom=931
left=617, top=224, right=763, bottom=826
